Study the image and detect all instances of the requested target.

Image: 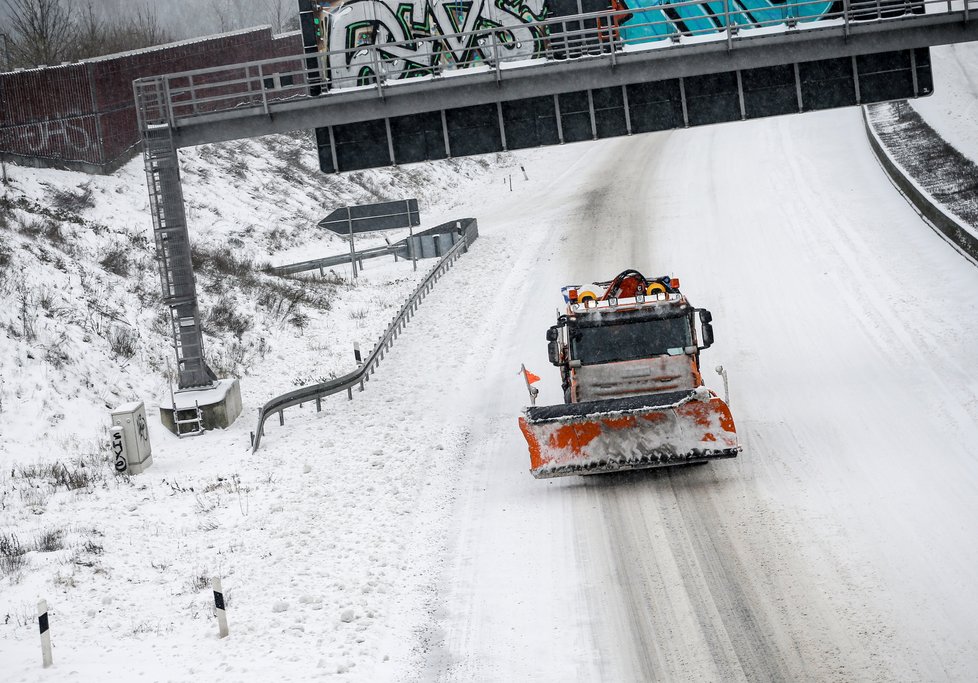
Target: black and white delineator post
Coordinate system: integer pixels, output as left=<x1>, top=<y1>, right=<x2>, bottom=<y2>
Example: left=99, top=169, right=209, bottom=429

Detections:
left=347, top=206, right=358, bottom=279
left=353, top=343, right=362, bottom=366
left=212, top=577, right=228, bottom=638
left=38, top=599, right=52, bottom=667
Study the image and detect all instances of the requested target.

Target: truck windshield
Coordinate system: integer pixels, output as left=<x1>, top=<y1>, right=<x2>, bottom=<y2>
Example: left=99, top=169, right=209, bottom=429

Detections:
left=570, top=316, right=693, bottom=365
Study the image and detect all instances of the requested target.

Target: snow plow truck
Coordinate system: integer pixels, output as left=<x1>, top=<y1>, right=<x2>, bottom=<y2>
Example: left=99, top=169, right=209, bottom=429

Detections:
left=519, top=269, right=740, bottom=478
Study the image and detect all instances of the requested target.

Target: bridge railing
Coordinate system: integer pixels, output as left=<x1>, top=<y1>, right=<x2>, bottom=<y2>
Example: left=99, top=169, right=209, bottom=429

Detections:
left=250, top=218, right=478, bottom=451
left=134, top=0, right=969, bottom=128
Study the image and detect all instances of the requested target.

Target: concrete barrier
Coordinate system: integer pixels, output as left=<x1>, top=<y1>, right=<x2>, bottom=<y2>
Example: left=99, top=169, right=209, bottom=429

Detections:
left=863, top=105, right=978, bottom=263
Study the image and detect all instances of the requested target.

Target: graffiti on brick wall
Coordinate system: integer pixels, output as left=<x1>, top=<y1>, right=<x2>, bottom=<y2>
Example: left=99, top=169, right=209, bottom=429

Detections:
left=311, top=0, right=549, bottom=87
left=0, top=118, right=96, bottom=162
left=18, top=120, right=93, bottom=153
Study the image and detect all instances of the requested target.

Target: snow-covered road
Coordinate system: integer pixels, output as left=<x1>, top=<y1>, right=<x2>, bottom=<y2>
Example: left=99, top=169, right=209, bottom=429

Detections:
left=7, top=104, right=976, bottom=682
left=405, top=108, right=978, bottom=681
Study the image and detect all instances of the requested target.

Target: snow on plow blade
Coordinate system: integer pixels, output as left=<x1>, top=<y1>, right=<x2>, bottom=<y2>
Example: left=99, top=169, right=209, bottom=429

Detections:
left=519, top=389, right=739, bottom=478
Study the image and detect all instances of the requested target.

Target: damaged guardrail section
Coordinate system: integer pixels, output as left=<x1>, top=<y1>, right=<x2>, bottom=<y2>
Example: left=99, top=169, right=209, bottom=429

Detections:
left=250, top=217, right=479, bottom=450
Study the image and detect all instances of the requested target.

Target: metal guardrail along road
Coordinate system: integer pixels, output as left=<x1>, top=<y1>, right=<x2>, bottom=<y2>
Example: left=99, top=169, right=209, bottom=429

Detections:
left=250, top=218, right=479, bottom=451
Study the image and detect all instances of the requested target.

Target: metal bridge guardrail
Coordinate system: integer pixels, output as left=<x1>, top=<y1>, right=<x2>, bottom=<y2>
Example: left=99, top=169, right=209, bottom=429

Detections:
left=250, top=218, right=478, bottom=451
left=134, top=0, right=972, bottom=129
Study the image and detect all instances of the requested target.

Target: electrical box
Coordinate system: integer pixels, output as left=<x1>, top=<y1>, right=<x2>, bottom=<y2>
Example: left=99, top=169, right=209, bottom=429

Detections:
left=110, top=402, right=153, bottom=475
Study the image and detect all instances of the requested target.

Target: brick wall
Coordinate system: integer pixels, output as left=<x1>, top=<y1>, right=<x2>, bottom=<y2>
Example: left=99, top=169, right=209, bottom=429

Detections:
left=0, top=27, right=302, bottom=173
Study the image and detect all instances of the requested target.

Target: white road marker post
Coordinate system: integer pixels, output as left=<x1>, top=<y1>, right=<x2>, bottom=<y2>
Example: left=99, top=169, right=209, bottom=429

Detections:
left=354, top=342, right=362, bottom=366
left=520, top=364, right=539, bottom=407
left=38, top=599, right=52, bottom=668
left=716, top=365, right=730, bottom=406
left=212, top=577, right=229, bottom=638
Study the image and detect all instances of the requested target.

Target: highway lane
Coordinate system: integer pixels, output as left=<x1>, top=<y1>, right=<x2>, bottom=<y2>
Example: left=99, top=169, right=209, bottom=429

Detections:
left=418, top=107, right=978, bottom=681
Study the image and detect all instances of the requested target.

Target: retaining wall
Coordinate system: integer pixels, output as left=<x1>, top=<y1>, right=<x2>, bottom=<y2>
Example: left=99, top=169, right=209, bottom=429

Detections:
left=863, top=102, right=978, bottom=262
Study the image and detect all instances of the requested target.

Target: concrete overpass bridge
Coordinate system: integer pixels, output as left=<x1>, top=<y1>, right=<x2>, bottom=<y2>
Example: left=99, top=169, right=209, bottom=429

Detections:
left=133, top=0, right=975, bottom=389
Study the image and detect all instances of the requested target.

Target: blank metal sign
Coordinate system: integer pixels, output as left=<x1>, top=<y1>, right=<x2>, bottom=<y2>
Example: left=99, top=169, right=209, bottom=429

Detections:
left=319, top=199, right=421, bottom=233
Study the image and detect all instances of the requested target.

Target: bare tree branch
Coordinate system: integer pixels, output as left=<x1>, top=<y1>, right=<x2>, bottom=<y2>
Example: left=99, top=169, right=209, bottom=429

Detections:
left=3, top=0, right=76, bottom=67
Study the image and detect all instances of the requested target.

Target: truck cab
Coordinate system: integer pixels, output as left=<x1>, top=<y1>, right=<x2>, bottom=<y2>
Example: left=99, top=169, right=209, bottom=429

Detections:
left=547, top=289, right=714, bottom=405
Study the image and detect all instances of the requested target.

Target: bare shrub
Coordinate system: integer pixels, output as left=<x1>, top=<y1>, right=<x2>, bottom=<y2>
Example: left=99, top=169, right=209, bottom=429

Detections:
left=290, top=310, right=310, bottom=332
left=228, top=159, right=249, bottom=179
left=108, top=325, right=139, bottom=359
left=100, top=245, right=132, bottom=277
left=188, top=573, right=210, bottom=592
left=50, top=186, right=94, bottom=213
left=18, top=217, right=46, bottom=238
left=16, top=285, right=37, bottom=342
left=34, top=529, right=64, bottom=553
left=44, top=344, right=72, bottom=369
left=206, top=296, right=251, bottom=339
left=0, top=243, right=12, bottom=289
left=44, top=220, right=65, bottom=245
left=18, top=462, right=93, bottom=491
left=0, top=533, right=28, bottom=575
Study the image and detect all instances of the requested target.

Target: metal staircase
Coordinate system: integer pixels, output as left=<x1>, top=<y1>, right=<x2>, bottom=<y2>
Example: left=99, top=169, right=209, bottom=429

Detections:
left=173, top=402, right=205, bottom=437
left=138, top=78, right=215, bottom=389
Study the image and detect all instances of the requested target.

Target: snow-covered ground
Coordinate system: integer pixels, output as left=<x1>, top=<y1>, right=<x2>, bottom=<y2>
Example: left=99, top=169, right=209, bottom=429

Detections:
left=5, top=65, right=978, bottom=682
left=0, top=134, right=544, bottom=679
left=910, top=41, right=978, bottom=164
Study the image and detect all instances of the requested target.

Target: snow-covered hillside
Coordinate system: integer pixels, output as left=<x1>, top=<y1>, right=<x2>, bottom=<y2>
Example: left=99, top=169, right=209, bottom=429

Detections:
left=0, top=134, right=558, bottom=679
left=910, top=42, right=978, bottom=164
left=0, top=134, right=517, bottom=458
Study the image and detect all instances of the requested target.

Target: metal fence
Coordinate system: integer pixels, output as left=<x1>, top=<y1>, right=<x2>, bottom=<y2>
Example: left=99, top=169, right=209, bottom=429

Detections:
left=250, top=217, right=479, bottom=451
left=134, top=0, right=970, bottom=129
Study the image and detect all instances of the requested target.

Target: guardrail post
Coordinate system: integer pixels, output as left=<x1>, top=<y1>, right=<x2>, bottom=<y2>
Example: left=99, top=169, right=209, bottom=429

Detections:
left=259, top=63, right=269, bottom=116
left=162, top=77, right=176, bottom=127
left=279, top=410, right=284, bottom=426
left=371, top=45, right=384, bottom=98
left=725, top=0, right=733, bottom=50
left=491, top=31, right=501, bottom=84
left=189, top=74, right=198, bottom=115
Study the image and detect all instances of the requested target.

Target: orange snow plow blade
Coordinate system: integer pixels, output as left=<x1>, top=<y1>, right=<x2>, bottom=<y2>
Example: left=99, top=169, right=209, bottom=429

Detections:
left=519, top=389, right=739, bottom=478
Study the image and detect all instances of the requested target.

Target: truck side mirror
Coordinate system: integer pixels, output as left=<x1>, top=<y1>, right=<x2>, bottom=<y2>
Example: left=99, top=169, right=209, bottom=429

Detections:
left=548, top=340, right=561, bottom=366
left=701, top=322, right=714, bottom=349
left=546, top=326, right=559, bottom=342
left=699, top=308, right=713, bottom=324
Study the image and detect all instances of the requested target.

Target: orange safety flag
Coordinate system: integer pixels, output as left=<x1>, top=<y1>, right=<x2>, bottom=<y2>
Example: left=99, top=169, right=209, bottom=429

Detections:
left=521, top=365, right=542, bottom=384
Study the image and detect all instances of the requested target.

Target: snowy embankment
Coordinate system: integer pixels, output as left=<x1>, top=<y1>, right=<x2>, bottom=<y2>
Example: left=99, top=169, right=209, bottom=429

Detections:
left=0, top=133, right=557, bottom=680
left=909, top=42, right=978, bottom=165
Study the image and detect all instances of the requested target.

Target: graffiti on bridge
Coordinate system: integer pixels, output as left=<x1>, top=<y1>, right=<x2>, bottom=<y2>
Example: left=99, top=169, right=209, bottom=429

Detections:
left=310, top=0, right=549, bottom=87
left=305, top=0, right=920, bottom=89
